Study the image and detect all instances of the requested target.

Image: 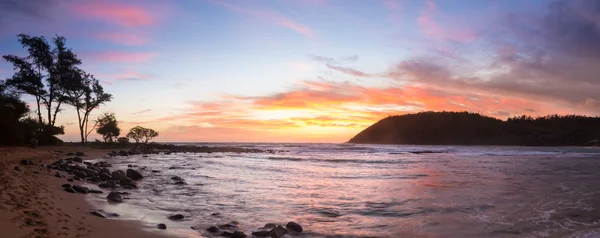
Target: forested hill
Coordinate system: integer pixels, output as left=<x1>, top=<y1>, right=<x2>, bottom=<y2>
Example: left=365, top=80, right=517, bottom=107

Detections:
left=348, top=111, right=600, bottom=146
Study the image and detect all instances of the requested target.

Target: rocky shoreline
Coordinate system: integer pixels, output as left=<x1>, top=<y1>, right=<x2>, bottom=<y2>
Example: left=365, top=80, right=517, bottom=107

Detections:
left=21, top=148, right=304, bottom=238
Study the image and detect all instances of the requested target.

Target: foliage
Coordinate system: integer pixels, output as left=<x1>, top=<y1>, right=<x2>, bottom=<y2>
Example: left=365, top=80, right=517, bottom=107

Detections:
left=96, top=112, right=120, bottom=142
left=349, top=111, right=600, bottom=146
left=126, top=126, right=159, bottom=145
left=2, top=34, right=80, bottom=127
left=117, top=137, right=130, bottom=144
left=2, top=34, right=111, bottom=144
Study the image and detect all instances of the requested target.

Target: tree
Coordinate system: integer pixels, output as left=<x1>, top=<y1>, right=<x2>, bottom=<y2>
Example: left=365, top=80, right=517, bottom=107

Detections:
left=3, top=34, right=81, bottom=127
left=66, top=72, right=112, bottom=143
left=127, top=126, right=159, bottom=146
left=0, top=80, right=30, bottom=144
left=96, top=112, right=120, bottom=142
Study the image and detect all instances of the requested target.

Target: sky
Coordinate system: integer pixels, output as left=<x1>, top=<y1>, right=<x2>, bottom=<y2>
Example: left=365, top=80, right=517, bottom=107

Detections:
left=1, top=0, right=600, bottom=143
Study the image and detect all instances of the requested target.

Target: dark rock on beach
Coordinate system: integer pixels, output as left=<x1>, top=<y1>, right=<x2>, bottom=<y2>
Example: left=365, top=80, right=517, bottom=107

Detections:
left=286, top=222, right=303, bottom=233
left=73, top=157, right=83, bottom=162
left=111, top=170, right=126, bottom=180
left=251, top=230, right=271, bottom=237
left=20, top=159, right=34, bottom=165
left=73, top=170, right=86, bottom=179
left=168, top=214, right=184, bottom=220
left=107, top=192, right=124, bottom=203
left=126, top=169, right=143, bottom=181
left=206, top=226, right=219, bottom=233
left=270, top=225, right=287, bottom=238
left=171, top=176, right=183, bottom=181
left=72, top=185, right=89, bottom=194
left=14, top=166, right=20, bottom=171
left=54, top=172, right=64, bottom=178
left=88, top=189, right=103, bottom=194
left=157, top=223, right=167, bottom=230
left=64, top=187, right=75, bottom=193
left=75, top=152, right=86, bottom=156
left=61, top=184, right=71, bottom=188
left=230, top=231, right=247, bottom=238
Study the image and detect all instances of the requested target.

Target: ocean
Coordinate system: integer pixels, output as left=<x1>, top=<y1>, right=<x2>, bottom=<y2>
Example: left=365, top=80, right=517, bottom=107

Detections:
left=86, top=144, right=600, bottom=237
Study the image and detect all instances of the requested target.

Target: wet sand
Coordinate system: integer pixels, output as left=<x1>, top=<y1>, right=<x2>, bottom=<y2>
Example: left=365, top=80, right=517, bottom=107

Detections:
left=0, top=146, right=170, bottom=238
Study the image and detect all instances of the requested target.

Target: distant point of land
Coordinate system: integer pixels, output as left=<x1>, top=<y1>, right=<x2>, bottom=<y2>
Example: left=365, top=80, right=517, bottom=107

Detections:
left=348, top=111, right=600, bottom=146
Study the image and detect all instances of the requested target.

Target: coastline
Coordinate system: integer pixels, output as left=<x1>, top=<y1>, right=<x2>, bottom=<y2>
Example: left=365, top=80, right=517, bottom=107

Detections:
left=0, top=146, right=172, bottom=238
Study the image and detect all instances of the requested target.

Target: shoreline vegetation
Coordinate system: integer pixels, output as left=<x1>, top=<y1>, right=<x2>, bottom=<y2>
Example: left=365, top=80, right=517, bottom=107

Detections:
left=349, top=111, right=600, bottom=146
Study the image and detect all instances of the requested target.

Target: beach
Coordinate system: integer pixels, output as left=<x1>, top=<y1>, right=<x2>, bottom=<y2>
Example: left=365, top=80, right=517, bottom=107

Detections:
left=0, top=146, right=169, bottom=238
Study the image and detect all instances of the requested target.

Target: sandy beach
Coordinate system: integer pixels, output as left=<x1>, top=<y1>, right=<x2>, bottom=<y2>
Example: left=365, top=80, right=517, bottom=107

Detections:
left=0, top=146, right=170, bottom=238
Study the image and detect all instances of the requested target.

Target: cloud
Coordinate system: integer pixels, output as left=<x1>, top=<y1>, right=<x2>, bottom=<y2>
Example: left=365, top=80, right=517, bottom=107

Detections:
left=95, top=32, right=147, bottom=45
left=417, top=0, right=478, bottom=43
left=132, top=109, right=152, bottom=115
left=89, top=52, right=156, bottom=63
left=70, top=1, right=156, bottom=27
left=0, top=0, right=59, bottom=19
left=211, top=0, right=314, bottom=37
left=326, top=64, right=371, bottom=77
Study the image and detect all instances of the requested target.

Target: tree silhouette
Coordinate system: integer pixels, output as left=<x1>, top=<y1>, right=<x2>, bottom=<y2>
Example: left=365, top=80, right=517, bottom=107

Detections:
left=127, top=126, right=159, bottom=147
left=96, top=112, right=120, bottom=142
left=3, top=34, right=81, bottom=126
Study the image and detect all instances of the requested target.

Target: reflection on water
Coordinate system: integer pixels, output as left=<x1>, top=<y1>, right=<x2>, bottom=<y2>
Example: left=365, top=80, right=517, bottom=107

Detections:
left=87, top=144, right=600, bottom=237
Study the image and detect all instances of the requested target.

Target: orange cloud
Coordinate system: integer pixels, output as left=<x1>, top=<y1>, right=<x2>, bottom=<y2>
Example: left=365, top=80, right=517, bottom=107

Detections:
left=70, top=2, right=156, bottom=27
left=137, top=78, right=567, bottom=142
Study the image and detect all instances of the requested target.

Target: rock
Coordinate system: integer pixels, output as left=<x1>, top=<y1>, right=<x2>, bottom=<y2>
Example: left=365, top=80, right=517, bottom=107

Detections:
left=168, top=214, right=184, bottom=221
left=118, top=150, right=128, bottom=156
left=286, top=222, right=303, bottom=233
left=230, top=231, right=247, bottom=238
left=151, top=170, right=160, bottom=173
left=20, top=160, right=34, bottom=165
left=75, top=152, right=86, bottom=156
left=171, top=176, right=184, bottom=181
left=206, top=226, right=219, bottom=233
left=73, top=157, right=83, bottom=162
left=66, top=152, right=74, bottom=156
left=111, top=170, right=126, bottom=180
left=126, top=169, right=143, bottom=181
left=157, top=224, right=167, bottom=230
left=73, top=171, right=86, bottom=179
left=211, top=212, right=221, bottom=216
left=120, top=177, right=137, bottom=188
left=90, top=210, right=119, bottom=218
left=33, top=171, right=39, bottom=174
left=270, top=225, right=287, bottom=238
left=98, top=183, right=112, bottom=188
left=219, top=223, right=237, bottom=229
left=174, top=181, right=187, bottom=185
left=14, top=166, right=20, bottom=171
left=67, top=178, right=74, bottom=182
left=251, top=230, right=271, bottom=237
left=99, top=173, right=111, bottom=181
left=107, top=192, right=123, bottom=203
left=263, top=223, right=277, bottom=229
left=61, top=184, right=72, bottom=188
left=99, top=168, right=110, bottom=175
left=72, top=185, right=89, bottom=194
left=88, top=189, right=103, bottom=194
left=55, top=173, right=64, bottom=178
left=64, top=187, right=75, bottom=193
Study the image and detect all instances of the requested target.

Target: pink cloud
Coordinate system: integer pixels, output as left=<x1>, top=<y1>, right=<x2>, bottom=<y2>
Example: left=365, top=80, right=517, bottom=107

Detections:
left=91, top=52, right=156, bottom=63
left=95, top=32, right=147, bottom=45
left=212, top=0, right=314, bottom=37
left=70, top=2, right=156, bottom=27
left=417, top=0, right=477, bottom=43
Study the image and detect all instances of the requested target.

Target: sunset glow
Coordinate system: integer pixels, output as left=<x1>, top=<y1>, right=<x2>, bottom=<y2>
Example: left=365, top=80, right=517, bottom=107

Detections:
left=1, top=0, right=599, bottom=142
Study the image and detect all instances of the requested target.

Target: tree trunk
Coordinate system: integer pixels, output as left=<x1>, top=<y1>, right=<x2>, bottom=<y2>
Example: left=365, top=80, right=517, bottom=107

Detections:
left=51, top=100, right=62, bottom=126
left=35, top=96, right=42, bottom=124
left=46, top=85, right=53, bottom=126
left=76, top=106, right=84, bottom=143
